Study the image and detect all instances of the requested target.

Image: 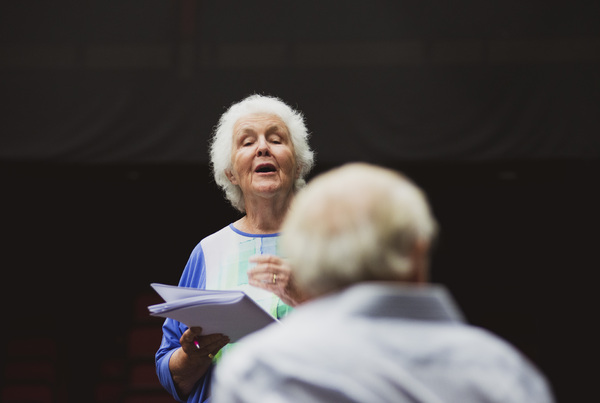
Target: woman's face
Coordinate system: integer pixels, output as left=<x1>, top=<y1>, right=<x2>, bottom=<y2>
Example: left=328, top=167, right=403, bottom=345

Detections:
left=227, top=113, right=298, bottom=202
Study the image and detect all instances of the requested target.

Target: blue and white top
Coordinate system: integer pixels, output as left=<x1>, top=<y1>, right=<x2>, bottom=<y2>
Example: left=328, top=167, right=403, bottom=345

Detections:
left=156, top=224, right=292, bottom=402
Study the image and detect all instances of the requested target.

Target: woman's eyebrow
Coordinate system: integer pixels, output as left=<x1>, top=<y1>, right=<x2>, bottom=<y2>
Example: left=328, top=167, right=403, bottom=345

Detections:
left=234, top=123, right=288, bottom=137
left=234, top=126, right=256, bottom=137
left=266, top=125, right=288, bottom=135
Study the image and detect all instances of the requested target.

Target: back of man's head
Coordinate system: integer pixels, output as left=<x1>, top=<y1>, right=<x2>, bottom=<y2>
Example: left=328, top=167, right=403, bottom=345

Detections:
left=281, top=162, right=438, bottom=299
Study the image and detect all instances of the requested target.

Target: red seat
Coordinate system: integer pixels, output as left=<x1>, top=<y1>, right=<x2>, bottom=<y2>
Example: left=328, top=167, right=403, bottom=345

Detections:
left=5, top=337, right=58, bottom=360
left=94, top=381, right=125, bottom=403
left=1, top=384, right=54, bottom=403
left=123, top=393, right=176, bottom=403
left=127, top=326, right=164, bottom=360
left=3, top=360, right=57, bottom=383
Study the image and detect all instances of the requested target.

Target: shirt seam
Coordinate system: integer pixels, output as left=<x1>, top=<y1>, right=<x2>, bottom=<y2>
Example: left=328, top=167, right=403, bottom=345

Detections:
left=228, top=223, right=280, bottom=238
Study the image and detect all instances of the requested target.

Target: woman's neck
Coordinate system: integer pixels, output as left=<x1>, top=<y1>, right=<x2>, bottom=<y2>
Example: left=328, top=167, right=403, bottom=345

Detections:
left=235, top=196, right=291, bottom=234
left=234, top=216, right=280, bottom=234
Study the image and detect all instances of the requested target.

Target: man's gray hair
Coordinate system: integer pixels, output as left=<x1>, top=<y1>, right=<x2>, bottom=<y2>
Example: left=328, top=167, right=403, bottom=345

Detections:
left=281, top=163, right=438, bottom=298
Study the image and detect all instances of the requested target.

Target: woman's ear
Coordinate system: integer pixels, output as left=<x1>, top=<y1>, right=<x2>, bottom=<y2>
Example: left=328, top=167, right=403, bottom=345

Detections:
left=225, top=170, right=238, bottom=185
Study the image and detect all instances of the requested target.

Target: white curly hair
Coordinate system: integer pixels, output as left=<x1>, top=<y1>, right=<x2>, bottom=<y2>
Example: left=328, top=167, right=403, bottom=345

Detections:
left=209, top=94, right=315, bottom=212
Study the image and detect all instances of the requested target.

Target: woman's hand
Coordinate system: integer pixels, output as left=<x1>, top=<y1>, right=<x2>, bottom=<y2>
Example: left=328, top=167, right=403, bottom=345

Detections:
left=180, top=327, right=230, bottom=361
left=247, top=254, right=308, bottom=307
left=169, top=327, right=229, bottom=398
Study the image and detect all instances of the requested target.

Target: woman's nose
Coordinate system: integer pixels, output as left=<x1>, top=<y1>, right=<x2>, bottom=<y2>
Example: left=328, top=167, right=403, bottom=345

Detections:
left=256, top=137, right=270, bottom=156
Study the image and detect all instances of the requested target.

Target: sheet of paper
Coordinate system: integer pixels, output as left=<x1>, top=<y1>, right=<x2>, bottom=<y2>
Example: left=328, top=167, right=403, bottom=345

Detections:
left=149, top=283, right=280, bottom=342
left=151, top=283, right=242, bottom=302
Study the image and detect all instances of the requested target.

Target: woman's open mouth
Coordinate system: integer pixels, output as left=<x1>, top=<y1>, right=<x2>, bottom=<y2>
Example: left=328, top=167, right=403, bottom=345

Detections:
left=255, top=163, right=277, bottom=174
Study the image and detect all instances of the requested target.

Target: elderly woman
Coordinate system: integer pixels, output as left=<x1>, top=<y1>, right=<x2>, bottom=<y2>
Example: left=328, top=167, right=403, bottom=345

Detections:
left=156, top=94, right=315, bottom=402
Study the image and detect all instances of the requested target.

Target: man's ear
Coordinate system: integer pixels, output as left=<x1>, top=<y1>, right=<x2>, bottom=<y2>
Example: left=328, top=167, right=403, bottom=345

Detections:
left=410, top=240, right=430, bottom=284
left=225, top=170, right=238, bottom=185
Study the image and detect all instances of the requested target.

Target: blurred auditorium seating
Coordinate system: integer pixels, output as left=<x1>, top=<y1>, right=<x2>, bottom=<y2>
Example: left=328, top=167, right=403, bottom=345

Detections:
left=94, top=291, right=173, bottom=403
left=1, top=291, right=173, bottom=403
left=1, top=337, right=66, bottom=403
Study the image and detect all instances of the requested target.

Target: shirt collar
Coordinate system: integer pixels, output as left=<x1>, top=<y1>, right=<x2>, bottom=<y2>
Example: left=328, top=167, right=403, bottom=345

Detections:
left=330, top=282, right=466, bottom=324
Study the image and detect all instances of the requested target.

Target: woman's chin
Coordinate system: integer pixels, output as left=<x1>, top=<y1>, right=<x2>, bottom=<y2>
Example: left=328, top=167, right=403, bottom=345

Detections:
left=250, top=183, right=293, bottom=200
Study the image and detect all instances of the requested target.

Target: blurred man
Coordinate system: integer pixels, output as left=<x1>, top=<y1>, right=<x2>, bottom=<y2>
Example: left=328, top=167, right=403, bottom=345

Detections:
left=212, top=162, right=555, bottom=403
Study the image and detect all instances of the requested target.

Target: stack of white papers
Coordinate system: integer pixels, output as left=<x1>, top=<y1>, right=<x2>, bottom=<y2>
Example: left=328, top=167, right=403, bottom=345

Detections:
left=148, top=283, right=279, bottom=342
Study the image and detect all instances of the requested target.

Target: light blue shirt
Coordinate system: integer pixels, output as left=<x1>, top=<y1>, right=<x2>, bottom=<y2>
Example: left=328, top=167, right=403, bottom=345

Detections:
left=212, top=283, right=555, bottom=403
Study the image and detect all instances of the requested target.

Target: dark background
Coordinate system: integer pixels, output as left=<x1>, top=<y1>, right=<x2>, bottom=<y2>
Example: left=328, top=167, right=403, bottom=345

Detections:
left=2, top=1, right=599, bottom=402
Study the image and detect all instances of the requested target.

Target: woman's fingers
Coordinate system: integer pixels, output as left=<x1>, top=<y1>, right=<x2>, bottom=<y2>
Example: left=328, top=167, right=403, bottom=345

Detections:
left=180, top=327, right=230, bottom=359
left=196, top=335, right=230, bottom=358
left=248, top=254, right=291, bottom=285
left=248, top=269, right=289, bottom=287
left=247, top=254, right=305, bottom=306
